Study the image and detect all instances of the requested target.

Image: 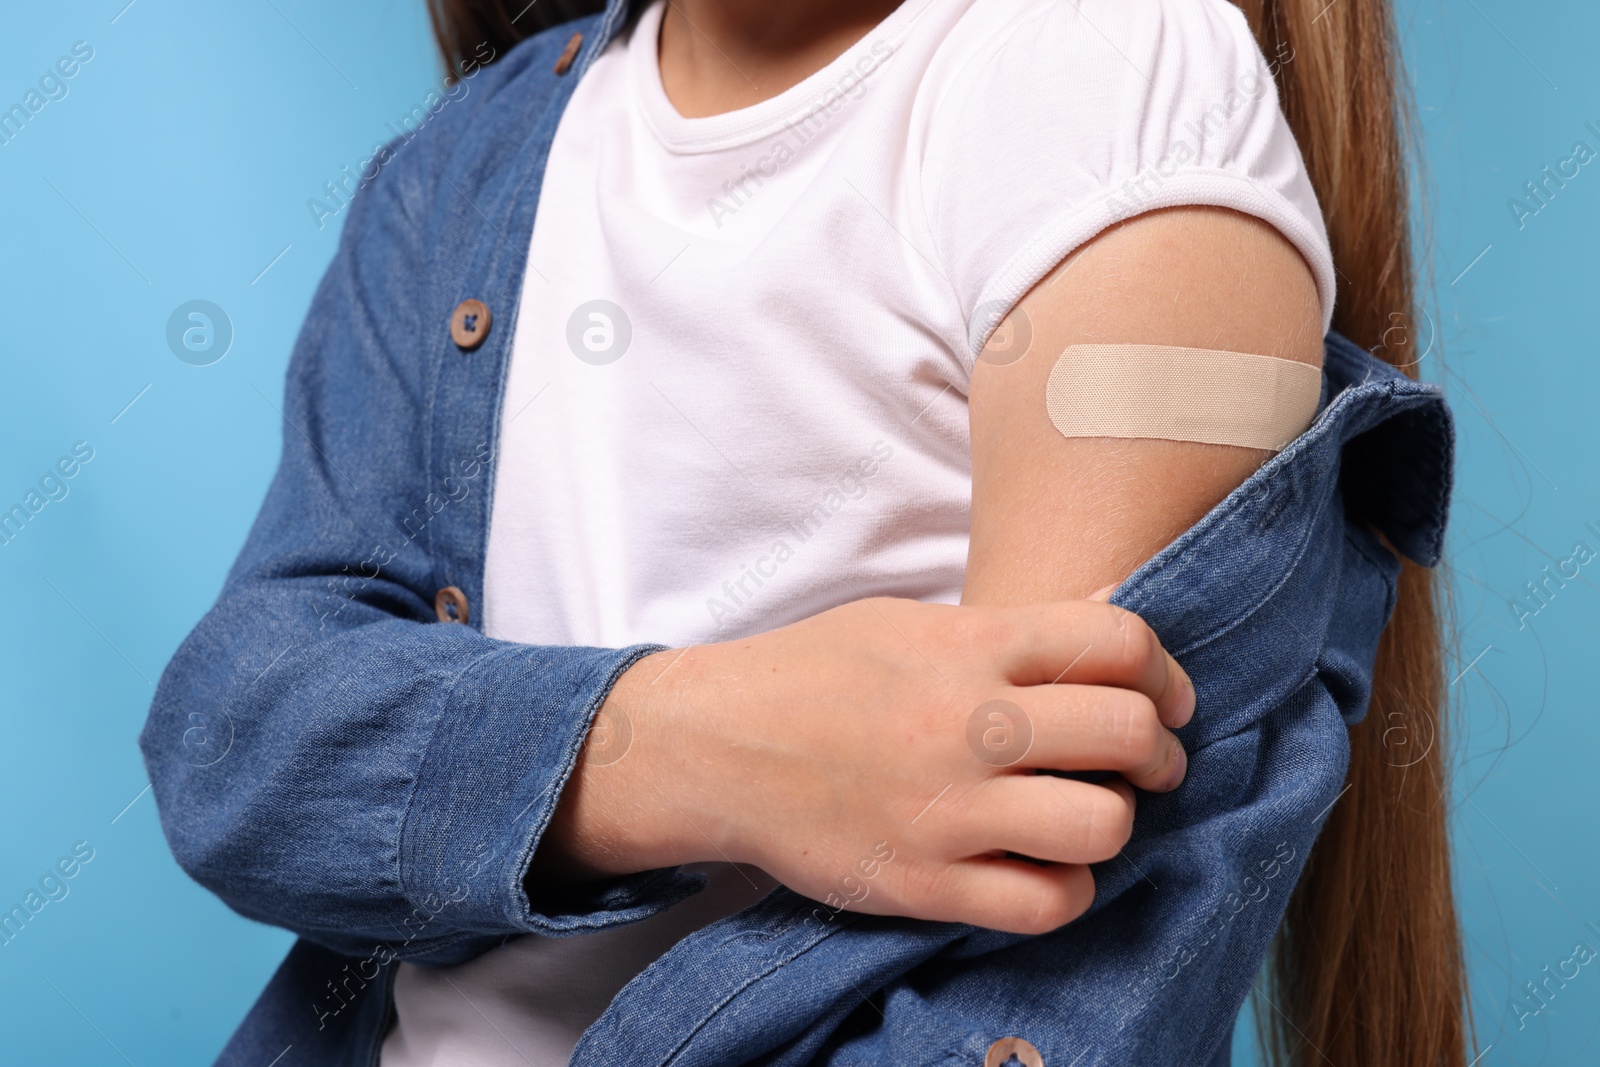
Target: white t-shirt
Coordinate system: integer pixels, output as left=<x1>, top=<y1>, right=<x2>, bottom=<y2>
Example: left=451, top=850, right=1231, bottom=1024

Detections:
left=382, top=0, right=1334, bottom=1061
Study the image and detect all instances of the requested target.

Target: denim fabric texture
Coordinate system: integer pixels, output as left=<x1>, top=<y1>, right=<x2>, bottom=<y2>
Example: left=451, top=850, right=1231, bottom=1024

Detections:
left=138, top=2, right=1455, bottom=1064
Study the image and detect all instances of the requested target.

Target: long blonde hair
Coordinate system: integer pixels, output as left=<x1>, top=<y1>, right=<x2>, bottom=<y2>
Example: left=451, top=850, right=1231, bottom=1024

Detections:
left=1231, top=0, right=1471, bottom=1062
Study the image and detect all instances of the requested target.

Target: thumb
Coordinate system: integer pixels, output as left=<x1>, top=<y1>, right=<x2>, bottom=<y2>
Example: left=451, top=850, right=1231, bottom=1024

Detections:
left=1086, top=582, right=1119, bottom=603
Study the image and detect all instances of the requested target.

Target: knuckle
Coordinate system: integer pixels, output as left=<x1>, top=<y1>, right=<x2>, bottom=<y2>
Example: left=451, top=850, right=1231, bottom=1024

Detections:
left=943, top=607, right=1005, bottom=657
left=1108, top=605, right=1136, bottom=659
left=1108, top=607, right=1155, bottom=674
left=975, top=610, right=1021, bottom=655
left=1077, top=790, right=1133, bottom=860
left=1132, top=614, right=1163, bottom=670
left=889, top=870, right=934, bottom=921
left=1023, top=888, right=1073, bottom=934
left=1104, top=793, right=1136, bottom=849
left=1027, top=870, right=1093, bottom=932
left=899, top=860, right=956, bottom=912
left=1112, top=694, right=1163, bottom=767
left=1070, top=807, right=1108, bottom=859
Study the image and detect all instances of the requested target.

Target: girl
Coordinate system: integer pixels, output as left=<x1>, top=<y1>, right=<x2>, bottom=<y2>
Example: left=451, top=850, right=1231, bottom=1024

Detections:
left=143, top=0, right=1467, bottom=1063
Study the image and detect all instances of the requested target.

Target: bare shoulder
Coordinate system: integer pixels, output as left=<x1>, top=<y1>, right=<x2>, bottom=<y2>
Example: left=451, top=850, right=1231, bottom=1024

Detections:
left=1004, top=206, right=1324, bottom=370
left=962, top=207, right=1326, bottom=605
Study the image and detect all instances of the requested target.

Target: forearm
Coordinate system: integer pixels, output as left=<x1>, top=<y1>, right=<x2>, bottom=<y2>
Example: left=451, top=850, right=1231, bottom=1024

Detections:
left=142, top=564, right=690, bottom=961
left=142, top=157, right=701, bottom=960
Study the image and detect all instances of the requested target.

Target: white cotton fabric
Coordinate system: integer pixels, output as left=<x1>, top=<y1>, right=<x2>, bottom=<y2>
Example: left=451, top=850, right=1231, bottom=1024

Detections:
left=382, top=0, right=1334, bottom=1062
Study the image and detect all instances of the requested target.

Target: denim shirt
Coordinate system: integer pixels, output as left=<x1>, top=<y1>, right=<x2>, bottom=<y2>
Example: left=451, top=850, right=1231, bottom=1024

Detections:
left=139, top=3, right=1454, bottom=1064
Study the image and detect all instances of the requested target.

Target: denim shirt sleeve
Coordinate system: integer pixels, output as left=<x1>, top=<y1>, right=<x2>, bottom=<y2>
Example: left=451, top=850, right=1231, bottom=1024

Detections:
left=138, top=119, right=701, bottom=966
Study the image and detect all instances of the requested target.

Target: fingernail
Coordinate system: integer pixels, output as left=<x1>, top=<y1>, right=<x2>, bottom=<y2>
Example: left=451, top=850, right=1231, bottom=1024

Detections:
left=1164, top=737, right=1188, bottom=791
left=1176, top=673, right=1197, bottom=727
left=1087, top=583, right=1118, bottom=602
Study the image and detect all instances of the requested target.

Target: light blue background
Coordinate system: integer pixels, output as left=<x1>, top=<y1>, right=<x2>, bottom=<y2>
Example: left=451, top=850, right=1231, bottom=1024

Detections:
left=0, top=1, right=1594, bottom=1063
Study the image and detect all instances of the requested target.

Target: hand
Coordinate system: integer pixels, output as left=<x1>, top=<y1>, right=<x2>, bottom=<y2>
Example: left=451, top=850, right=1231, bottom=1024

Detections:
left=530, top=596, right=1192, bottom=935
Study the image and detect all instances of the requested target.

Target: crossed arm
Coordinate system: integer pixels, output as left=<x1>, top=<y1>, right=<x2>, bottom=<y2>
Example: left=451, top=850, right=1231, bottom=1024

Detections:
left=144, top=160, right=1324, bottom=952
left=533, top=205, right=1324, bottom=932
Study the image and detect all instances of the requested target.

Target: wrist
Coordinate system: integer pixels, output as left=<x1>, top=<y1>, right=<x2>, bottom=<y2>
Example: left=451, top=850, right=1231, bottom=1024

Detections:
left=602, top=645, right=745, bottom=867
left=538, top=646, right=738, bottom=882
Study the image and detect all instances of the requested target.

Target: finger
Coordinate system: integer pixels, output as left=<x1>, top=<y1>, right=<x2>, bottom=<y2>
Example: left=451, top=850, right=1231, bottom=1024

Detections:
left=897, top=857, right=1096, bottom=935
left=1161, top=651, right=1197, bottom=730
left=946, top=775, right=1137, bottom=865
left=983, top=685, right=1186, bottom=791
left=998, top=601, right=1195, bottom=728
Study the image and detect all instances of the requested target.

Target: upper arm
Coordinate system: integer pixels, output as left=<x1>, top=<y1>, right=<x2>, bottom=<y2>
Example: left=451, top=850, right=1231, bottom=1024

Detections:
left=962, top=205, right=1323, bottom=606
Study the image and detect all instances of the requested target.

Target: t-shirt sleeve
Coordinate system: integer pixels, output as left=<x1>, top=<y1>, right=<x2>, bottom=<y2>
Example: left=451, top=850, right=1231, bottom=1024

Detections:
left=921, top=0, right=1337, bottom=367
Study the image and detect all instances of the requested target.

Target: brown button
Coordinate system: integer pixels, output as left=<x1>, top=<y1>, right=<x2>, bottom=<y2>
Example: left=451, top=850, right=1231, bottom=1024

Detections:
left=450, top=299, right=491, bottom=350
left=435, top=586, right=470, bottom=625
left=553, top=32, right=583, bottom=75
left=985, top=1037, right=1044, bottom=1067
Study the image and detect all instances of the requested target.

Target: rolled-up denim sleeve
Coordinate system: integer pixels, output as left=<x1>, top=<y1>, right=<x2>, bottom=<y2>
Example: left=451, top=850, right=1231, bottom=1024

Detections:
left=138, top=139, right=698, bottom=966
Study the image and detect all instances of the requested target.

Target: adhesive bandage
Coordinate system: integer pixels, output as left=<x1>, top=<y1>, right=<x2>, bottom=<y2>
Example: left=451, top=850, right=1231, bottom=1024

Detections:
left=1045, top=344, right=1322, bottom=451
